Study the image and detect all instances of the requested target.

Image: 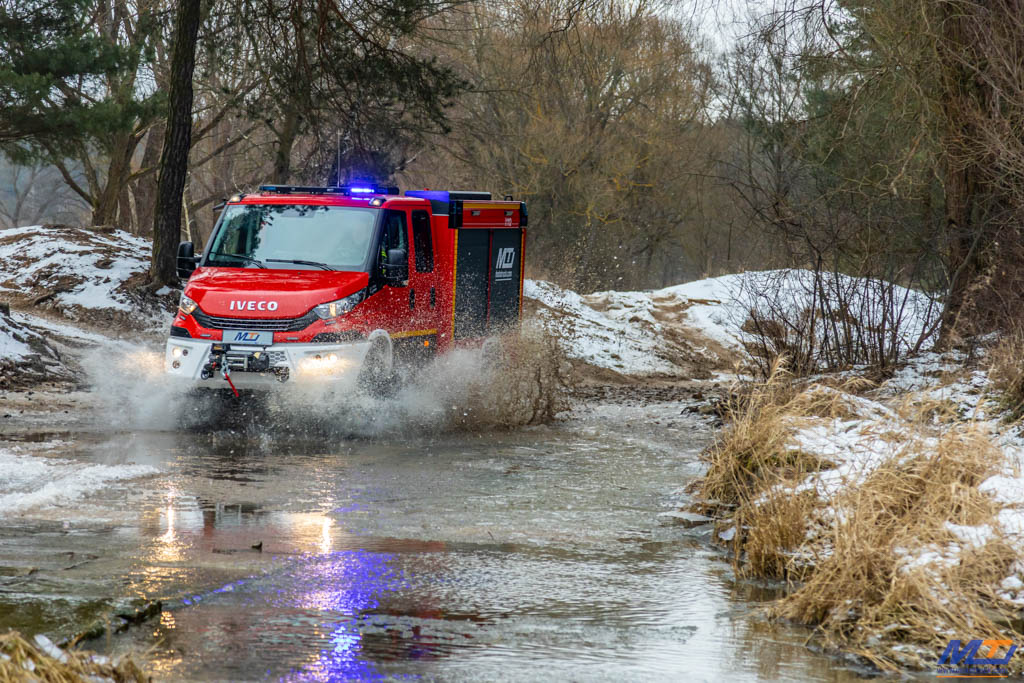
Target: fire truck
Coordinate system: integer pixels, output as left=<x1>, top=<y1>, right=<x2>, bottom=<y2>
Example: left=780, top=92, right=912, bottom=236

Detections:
left=165, top=184, right=526, bottom=394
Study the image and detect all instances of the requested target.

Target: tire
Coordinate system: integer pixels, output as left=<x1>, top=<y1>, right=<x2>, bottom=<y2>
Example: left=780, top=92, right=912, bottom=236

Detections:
left=358, top=336, right=399, bottom=398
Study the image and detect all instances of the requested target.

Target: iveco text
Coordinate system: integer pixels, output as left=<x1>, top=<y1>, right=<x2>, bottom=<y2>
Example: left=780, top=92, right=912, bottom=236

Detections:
left=229, top=300, right=280, bottom=311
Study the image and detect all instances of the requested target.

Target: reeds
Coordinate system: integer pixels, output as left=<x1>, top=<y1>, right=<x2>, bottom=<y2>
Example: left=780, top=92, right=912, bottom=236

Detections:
left=0, top=630, right=148, bottom=682
left=695, top=363, right=1024, bottom=672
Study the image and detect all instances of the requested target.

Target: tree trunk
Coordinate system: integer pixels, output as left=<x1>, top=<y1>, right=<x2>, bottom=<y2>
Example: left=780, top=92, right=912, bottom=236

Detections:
left=133, top=123, right=165, bottom=236
left=938, top=164, right=979, bottom=341
left=149, top=0, right=202, bottom=287
left=91, top=131, right=136, bottom=227
left=936, top=1, right=986, bottom=345
left=272, top=110, right=299, bottom=183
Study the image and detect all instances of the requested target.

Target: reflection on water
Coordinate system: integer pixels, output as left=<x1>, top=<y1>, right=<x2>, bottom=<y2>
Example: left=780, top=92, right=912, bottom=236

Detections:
left=287, top=551, right=396, bottom=681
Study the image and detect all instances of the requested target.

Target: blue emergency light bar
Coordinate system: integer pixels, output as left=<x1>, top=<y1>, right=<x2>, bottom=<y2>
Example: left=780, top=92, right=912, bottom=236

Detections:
left=258, top=184, right=399, bottom=196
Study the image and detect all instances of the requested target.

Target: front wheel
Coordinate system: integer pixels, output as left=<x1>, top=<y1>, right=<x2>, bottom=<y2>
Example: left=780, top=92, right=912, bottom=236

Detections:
left=358, top=336, right=399, bottom=398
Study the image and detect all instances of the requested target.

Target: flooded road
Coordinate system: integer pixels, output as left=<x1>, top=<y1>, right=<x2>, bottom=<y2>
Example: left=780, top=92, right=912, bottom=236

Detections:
left=1, top=396, right=879, bottom=681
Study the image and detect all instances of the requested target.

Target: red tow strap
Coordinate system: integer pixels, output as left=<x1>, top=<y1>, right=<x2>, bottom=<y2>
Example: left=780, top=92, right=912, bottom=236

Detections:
left=220, top=364, right=240, bottom=398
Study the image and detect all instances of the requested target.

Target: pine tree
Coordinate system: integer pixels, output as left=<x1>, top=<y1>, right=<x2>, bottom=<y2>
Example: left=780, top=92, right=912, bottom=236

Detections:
left=0, top=0, right=125, bottom=150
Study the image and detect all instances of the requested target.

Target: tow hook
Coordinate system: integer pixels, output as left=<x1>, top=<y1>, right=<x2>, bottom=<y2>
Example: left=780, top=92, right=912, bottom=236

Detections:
left=201, top=346, right=239, bottom=397
left=201, top=347, right=224, bottom=380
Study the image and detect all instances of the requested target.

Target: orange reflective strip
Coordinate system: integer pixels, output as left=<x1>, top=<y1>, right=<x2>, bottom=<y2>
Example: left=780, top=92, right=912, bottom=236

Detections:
left=391, top=329, right=437, bottom=339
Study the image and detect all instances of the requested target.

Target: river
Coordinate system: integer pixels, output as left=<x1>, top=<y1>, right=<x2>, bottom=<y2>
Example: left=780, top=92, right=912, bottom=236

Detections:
left=0, top=389, right=892, bottom=681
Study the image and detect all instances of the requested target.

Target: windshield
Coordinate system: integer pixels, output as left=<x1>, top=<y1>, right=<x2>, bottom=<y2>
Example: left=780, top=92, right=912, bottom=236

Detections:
left=205, top=204, right=377, bottom=270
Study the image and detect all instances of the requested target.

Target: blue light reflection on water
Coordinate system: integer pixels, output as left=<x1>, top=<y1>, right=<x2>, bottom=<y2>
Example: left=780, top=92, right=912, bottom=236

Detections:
left=277, top=549, right=412, bottom=682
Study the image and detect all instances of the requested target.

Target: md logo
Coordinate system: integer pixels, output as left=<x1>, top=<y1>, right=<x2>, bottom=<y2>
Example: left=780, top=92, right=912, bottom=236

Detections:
left=233, top=332, right=262, bottom=342
left=936, top=639, right=1017, bottom=677
left=495, top=247, right=515, bottom=269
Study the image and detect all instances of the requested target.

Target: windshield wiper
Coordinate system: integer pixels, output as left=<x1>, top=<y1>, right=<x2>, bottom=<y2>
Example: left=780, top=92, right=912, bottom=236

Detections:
left=207, top=251, right=266, bottom=268
left=266, top=259, right=333, bottom=270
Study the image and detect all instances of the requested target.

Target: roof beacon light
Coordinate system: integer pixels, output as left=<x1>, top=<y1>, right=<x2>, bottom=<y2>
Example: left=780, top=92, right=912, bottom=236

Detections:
left=255, top=183, right=399, bottom=196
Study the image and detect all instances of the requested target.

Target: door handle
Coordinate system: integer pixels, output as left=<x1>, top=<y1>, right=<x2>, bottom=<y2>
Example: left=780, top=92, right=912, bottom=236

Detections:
left=409, top=288, right=415, bottom=310
left=430, top=287, right=436, bottom=309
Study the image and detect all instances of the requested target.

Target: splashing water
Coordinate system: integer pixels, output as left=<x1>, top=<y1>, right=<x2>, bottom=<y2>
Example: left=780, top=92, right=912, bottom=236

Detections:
left=79, top=322, right=573, bottom=437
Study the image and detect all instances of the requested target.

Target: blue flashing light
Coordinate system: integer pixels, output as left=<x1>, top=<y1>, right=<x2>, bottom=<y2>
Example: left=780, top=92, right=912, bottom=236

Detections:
left=405, top=190, right=451, bottom=202
left=348, top=187, right=374, bottom=194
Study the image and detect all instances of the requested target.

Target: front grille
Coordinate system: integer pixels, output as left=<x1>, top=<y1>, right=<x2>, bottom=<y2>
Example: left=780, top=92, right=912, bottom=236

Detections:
left=311, top=331, right=366, bottom=343
left=192, top=309, right=318, bottom=332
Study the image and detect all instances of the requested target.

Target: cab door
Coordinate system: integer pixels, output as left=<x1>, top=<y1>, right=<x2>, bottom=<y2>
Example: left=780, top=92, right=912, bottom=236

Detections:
left=367, top=209, right=438, bottom=361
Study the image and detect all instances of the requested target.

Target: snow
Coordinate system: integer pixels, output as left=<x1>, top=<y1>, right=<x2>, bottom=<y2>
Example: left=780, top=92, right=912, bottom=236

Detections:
left=0, top=444, right=157, bottom=516
left=524, top=279, right=705, bottom=376
left=525, top=269, right=939, bottom=377
left=11, top=310, right=116, bottom=345
left=0, top=309, right=67, bottom=385
left=944, top=522, right=994, bottom=547
left=0, top=315, right=36, bottom=361
left=32, top=635, right=66, bottom=663
left=0, top=224, right=151, bottom=312
left=658, top=274, right=751, bottom=352
left=979, top=475, right=1024, bottom=504
left=661, top=270, right=940, bottom=356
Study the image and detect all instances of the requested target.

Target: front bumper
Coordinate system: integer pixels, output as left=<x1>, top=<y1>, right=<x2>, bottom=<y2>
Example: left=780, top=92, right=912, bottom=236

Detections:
left=164, top=338, right=371, bottom=388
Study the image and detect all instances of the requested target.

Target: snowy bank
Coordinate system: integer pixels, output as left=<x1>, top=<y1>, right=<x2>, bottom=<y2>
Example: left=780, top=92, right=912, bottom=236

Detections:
left=525, top=269, right=939, bottom=379
left=524, top=279, right=734, bottom=379
left=0, top=308, right=72, bottom=389
left=0, top=224, right=176, bottom=332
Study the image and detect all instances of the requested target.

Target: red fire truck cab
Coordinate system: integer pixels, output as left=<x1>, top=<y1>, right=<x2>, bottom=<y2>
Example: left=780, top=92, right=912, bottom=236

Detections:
left=165, top=184, right=527, bottom=392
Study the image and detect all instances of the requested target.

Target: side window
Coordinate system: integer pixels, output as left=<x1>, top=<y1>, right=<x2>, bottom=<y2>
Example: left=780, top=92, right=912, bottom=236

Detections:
left=411, top=210, right=434, bottom=272
left=381, top=210, right=408, bottom=255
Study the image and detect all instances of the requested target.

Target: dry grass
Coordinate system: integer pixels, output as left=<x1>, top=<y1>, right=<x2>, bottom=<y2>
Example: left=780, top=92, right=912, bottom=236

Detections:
left=0, top=631, right=148, bottom=682
left=989, top=329, right=1024, bottom=420
left=698, top=360, right=853, bottom=511
left=695, top=365, right=1024, bottom=672
left=773, top=425, right=1018, bottom=670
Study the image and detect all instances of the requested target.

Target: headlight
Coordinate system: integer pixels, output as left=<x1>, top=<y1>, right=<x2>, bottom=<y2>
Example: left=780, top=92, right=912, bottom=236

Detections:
left=298, top=353, right=352, bottom=375
left=179, top=294, right=198, bottom=315
left=314, top=290, right=365, bottom=320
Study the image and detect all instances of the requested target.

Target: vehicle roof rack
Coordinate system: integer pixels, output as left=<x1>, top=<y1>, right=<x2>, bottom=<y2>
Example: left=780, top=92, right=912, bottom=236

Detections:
left=258, top=184, right=399, bottom=196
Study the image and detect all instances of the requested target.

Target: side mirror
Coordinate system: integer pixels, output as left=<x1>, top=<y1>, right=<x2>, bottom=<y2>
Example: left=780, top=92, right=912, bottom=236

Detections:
left=383, top=248, right=408, bottom=285
left=176, top=241, right=197, bottom=279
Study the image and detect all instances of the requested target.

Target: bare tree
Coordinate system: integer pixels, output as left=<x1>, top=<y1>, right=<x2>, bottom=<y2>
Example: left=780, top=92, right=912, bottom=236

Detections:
left=0, top=161, right=90, bottom=228
left=405, top=0, right=715, bottom=291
